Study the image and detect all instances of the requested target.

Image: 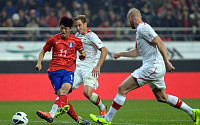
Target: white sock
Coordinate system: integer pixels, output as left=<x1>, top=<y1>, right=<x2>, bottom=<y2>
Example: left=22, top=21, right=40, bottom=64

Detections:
left=90, top=93, right=105, bottom=111
left=167, top=95, right=193, bottom=116
left=49, top=104, right=58, bottom=118
left=105, top=94, right=126, bottom=122
left=49, top=97, right=59, bottom=118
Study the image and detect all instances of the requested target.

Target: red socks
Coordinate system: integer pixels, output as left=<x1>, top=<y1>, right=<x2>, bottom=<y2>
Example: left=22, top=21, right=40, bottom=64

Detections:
left=67, top=102, right=79, bottom=121
left=57, top=95, right=79, bottom=122
left=58, top=95, right=68, bottom=108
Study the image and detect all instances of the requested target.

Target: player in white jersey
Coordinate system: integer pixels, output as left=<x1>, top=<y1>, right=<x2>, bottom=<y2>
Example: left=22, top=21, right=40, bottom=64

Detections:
left=90, top=8, right=200, bottom=125
left=73, top=15, right=107, bottom=116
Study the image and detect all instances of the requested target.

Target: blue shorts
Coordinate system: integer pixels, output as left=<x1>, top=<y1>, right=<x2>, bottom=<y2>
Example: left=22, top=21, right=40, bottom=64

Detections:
left=48, top=70, right=74, bottom=94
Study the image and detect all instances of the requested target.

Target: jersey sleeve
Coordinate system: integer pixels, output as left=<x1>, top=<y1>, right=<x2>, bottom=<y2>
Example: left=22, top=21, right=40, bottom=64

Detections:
left=76, top=38, right=84, bottom=52
left=43, top=36, right=54, bottom=52
left=139, top=25, right=157, bottom=43
left=89, top=32, right=104, bottom=49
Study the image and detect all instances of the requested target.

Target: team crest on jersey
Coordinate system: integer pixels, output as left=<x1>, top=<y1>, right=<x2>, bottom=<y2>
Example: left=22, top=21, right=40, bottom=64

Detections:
left=69, top=42, right=74, bottom=48
left=81, top=39, right=86, bottom=42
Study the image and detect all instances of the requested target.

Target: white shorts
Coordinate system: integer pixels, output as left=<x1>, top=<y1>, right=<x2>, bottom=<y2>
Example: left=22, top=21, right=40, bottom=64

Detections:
left=73, top=64, right=99, bottom=90
left=131, top=63, right=166, bottom=90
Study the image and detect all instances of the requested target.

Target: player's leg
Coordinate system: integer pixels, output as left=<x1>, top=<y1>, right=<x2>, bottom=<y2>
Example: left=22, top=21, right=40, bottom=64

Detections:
left=37, top=96, right=59, bottom=122
left=36, top=71, right=63, bottom=122
left=90, top=75, right=140, bottom=124
left=55, top=70, right=74, bottom=117
left=49, top=97, right=59, bottom=118
left=104, top=75, right=139, bottom=122
left=52, top=84, right=71, bottom=118
left=73, top=68, right=83, bottom=90
left=66, top=102, right=79, bottom=121
left=54, top=85, right=71, bottom=117
left=48, top=70, right=70, bottom=109
left=81, top=68, right=107, bottom=116
left=83, top=84, right=107, bottom=116
left=49, top=70, right=82, bottom=118
left=36, top=97, right=59, bottom=122
left=152, top=88, right=199, bottom=125
left=57, top=83, right=71, bottom=104
left=47, top=70, right=82, bottom=119
left=67, top=102, right=91, bottom=125
left=46, top=95, right=90, bottom=124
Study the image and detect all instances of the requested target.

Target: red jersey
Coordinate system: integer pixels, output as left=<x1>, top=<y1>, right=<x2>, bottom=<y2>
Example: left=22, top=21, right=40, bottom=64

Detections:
left=43, top=33, right=83, bottom=72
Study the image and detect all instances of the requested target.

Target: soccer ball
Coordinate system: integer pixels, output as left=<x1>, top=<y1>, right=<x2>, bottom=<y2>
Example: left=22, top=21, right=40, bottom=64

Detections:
left=12, top=112, right=28, bottom=125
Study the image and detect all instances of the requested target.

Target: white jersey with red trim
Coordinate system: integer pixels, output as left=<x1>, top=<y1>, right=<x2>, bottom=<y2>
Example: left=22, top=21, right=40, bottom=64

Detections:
left=136, top=22, right=164, bottom=65
left=75, top=29, right=104, bottom=66
left=132, top=22, right=166, bottom=90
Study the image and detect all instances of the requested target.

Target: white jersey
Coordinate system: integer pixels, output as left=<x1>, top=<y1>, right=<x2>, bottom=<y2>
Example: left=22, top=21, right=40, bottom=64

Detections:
left=75, top=29, right=104, bottom=67
left=136, top=22, right=164, bottom=65
left=73, top=29, right=104, bottom=90
left=132, top=22, right=166, bottom=90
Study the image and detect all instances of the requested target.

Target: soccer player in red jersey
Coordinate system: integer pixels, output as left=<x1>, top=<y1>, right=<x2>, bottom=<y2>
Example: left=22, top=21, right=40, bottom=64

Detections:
left=35, top=16, right=90, bottom=125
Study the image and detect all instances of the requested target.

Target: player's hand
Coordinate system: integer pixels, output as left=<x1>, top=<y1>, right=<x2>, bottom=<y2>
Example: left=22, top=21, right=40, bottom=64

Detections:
left=35, top=64, right=42, bottom=71
left=166, top=61, right=175, bottom=72
left=113, top=53, right=121, bottom=59
left=79, top=53, right=86, bottom=60
left=92, top=66, right=100, bottom=78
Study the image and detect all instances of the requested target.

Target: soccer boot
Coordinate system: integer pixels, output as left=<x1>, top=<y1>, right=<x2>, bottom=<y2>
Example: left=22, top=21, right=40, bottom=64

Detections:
left=192, top=109, right=200, bottom=125
left=36, top=110, right=53, bottom=123
left=78, top=116, right=91, bottom=125
left=99, top=105, right=107, bottom=116
left=54, top=105, right=70, bottom=118
left=90, top=114, right=111, bottom=125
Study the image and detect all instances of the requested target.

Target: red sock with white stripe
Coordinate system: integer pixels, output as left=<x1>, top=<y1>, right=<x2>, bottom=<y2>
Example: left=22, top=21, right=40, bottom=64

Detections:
left=167, top=95, right=193, bottom=116
left=104, top=94, right=126, bottom=122
left=58, top=95, right=68, bottom=108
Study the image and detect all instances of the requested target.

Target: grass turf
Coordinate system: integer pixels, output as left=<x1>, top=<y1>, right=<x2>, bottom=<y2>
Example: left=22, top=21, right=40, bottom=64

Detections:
left=0, top=99, right=199, bottom=125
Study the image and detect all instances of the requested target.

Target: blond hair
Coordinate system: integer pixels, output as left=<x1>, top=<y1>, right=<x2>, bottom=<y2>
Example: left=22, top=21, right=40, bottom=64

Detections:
left=74, top=15, right=87, bottom=23
left=127, top=8, right=142, bottom=19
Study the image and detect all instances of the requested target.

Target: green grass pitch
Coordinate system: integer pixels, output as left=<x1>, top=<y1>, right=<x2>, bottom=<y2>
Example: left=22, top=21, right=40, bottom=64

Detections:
left=0, top=99, right=199, bottom=125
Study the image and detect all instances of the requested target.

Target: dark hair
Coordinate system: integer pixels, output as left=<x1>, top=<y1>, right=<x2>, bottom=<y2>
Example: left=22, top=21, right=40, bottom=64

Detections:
left=74, top=15, right=87, bottom=23
left=59, top=16, right=73, bottom=27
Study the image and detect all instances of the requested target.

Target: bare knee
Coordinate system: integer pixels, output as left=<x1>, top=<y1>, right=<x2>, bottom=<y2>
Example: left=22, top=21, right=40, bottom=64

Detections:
left=83, top=91, right=89, bottom=98
left=118, top=84, right=127, bottom=96
left=56, top=90, right=61, bottom=96
left=60, top=87, right=68, bottom=95
left=83, top=85, right=93, bottom=99
left=117, top=76, right=139, bottom=96
left=156, top=96, right=168, bottom=103
left=83, top=90, right=92, bottom=99
left=59, top=83, right=71, bottom=95
left=153, top=88, right=168, bottom=103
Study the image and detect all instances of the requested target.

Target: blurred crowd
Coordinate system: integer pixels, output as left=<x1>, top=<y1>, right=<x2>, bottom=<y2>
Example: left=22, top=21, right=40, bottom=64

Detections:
left=0, top=0, right=200, bottom=41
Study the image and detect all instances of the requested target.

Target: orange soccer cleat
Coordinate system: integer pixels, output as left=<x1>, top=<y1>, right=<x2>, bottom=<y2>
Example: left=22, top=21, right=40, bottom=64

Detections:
left=36, top=110, right=53, bottom=123
left=99, top=105, right=107, bottom=116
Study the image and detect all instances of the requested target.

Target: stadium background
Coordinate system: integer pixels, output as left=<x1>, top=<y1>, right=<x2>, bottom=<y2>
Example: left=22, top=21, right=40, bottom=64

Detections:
left=0, top=0, right=200, bottom=101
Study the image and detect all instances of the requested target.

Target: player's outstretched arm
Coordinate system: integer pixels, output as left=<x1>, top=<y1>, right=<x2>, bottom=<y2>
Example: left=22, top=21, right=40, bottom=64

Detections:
left=35, top=49, right=46, bottom=71
left=113, top=48, right=141, bottom=59
left=152, top=36, right=175, bottom=72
